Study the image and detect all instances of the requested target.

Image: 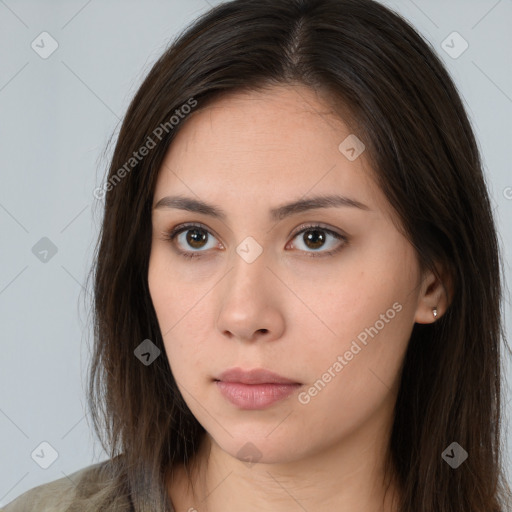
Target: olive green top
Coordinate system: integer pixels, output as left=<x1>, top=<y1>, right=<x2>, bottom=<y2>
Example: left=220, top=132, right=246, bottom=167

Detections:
left=2, top=459, right=176, bottom=512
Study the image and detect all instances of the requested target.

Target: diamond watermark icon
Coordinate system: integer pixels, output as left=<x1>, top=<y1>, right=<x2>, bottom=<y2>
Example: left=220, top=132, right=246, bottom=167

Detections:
left=441, top=31, right=468, bottom=59
left=236, top=236, right=263, bottom=264
left=134, top=339, right=161, bottom=366
left=31, top=31, right=59, bottom=59
left=237, top=442, right=262, bottom=468
left=31, top=441, right=59, bottom=469
left=32, top=237, right=58, bottom=263
left=338, top=134, right=365, bottom=161
left=441, top=441, right=468, bottom=468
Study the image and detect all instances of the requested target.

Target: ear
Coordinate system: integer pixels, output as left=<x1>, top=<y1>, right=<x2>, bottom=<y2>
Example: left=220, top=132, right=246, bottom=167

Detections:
left=414, top=262, right=452, bottom=324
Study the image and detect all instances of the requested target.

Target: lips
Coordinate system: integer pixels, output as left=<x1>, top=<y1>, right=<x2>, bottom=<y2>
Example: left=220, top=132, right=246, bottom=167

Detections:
left=214, top=367, right=302, bottom=409
left=215, top=367, right=301, bottom=385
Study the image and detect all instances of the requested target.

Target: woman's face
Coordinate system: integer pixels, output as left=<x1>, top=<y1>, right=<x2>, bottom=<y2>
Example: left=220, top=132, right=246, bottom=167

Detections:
left=148, top=84, right=428, bottom=465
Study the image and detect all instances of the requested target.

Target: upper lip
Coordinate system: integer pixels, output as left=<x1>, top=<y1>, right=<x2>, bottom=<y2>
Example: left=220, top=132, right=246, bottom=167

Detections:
left=215, top=367, right=301, bottom=385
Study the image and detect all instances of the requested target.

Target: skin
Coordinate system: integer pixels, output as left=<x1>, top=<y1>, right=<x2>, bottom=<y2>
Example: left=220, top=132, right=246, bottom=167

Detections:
left=148, top=84, right=449, bottom=512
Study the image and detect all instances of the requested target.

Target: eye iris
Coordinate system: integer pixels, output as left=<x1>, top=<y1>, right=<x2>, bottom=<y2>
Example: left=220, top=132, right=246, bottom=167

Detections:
left=304, top=229, right=325, bottom=250
left=186, top=228, right=208, bottom=249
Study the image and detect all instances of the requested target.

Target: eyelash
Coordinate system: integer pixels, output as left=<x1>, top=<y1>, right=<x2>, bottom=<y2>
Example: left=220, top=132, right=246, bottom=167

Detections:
left=160, top=222, right=348, bottom=260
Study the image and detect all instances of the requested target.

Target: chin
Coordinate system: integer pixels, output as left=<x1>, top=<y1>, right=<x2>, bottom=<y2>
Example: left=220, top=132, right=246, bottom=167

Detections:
left=212, top=430, right=309, bottom=466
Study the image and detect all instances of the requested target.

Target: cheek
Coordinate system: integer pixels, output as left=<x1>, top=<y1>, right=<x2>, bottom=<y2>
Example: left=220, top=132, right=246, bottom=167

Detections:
left=148, top=253, right=216, bottom=386
left=293, top=293, right=412, bottom=441
left=292, top=240, right=418, bottom=396
left=317, top=235, right=419, bottom=334
left=148, top=247, right=201, bottom=333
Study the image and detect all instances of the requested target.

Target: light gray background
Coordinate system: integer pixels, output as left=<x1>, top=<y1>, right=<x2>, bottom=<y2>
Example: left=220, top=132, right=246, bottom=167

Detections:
left=1, top=0, right=511, bottom=505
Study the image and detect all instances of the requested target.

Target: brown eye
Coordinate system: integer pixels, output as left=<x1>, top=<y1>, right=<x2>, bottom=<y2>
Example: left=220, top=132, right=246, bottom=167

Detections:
left=184, top=227, right=209, bottom=249
left=289, top=224, right=347, bottom=257
left=170, top=224, right=218, bottom=254
left=302, top=229, right=327, bottom=250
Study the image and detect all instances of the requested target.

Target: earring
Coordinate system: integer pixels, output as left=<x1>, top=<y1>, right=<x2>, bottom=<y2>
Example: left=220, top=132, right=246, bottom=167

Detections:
left=432, top=307, right=438, bottom=319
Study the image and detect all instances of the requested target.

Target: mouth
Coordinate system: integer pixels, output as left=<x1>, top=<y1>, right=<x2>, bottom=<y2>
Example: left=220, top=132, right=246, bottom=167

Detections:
left=214, top=367, right=302, bottom=409
left=214, top=367, right=301, bottom=385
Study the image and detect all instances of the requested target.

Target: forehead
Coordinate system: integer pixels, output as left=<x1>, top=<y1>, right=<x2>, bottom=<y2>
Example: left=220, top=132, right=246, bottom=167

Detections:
left=153, top=85, right=387, bottom=219
left=167, top=84, right=351, bottom=162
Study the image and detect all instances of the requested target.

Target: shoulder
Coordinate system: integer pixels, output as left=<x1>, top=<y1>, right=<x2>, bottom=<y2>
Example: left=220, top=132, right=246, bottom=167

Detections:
left=1, top=458, right=131, bottom=512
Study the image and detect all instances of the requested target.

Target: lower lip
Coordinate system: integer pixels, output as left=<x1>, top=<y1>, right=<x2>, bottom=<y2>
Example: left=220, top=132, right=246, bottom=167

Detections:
left=215, top=381, right=301, bottom=409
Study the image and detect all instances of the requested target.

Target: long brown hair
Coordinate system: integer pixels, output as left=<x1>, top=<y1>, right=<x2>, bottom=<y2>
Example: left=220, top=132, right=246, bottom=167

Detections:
left=84, top=0, right=512, bottom=510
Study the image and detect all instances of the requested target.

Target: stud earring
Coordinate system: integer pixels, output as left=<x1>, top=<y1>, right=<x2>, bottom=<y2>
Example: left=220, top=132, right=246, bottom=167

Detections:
left=432, top=307, right=438, bottom=319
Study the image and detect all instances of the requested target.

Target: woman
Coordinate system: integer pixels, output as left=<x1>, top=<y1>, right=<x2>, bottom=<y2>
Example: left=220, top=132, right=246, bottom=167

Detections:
left=4, top=0, right=511, bottom=510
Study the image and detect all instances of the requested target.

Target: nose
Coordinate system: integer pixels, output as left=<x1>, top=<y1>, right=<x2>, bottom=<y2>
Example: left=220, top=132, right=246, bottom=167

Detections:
left=215, top=249, right=285, bottom=343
